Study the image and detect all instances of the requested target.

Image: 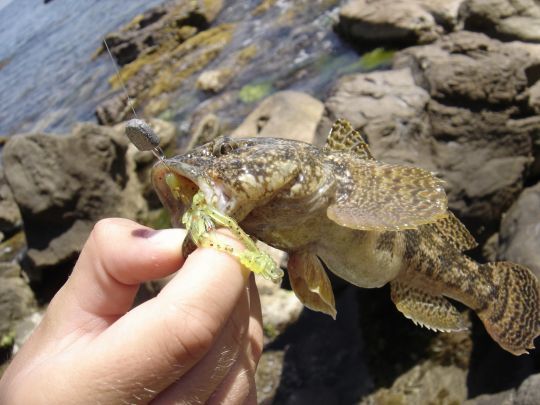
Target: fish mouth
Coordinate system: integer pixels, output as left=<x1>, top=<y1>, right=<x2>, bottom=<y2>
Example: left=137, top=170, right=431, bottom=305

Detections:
left=151, top=160, right=232, bottom=227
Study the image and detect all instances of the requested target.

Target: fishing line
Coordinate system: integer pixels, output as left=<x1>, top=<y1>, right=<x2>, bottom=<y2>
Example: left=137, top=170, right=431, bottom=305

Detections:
left=103, top=38, right=167, bottom=163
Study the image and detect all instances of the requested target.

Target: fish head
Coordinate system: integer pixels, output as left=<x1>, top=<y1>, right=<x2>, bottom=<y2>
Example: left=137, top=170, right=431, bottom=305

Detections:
left=152, top=136, right=305, bottom=225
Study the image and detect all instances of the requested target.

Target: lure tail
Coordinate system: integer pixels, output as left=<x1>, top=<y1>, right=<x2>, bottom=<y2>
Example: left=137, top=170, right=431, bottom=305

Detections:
left=475, top=262, right=540, bottom=355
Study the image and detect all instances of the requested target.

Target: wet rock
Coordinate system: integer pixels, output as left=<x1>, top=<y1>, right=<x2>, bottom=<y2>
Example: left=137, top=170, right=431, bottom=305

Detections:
left=337, top=0, right=463, bottom=46
left=2, top=123, right=147, bottom=272
left=96, top=9, right=234, bottom=125
left=100, top=0, right=224, bottom=66
left=326, top=32, right=540, bottom=235
left=0, top=262, right=37, bottom=352
left=360, top=361, right=468, bottom=405
left=498, top=182, right=540, bottom=278
left=515, top=373, right=540, bottom=405
left=460, top=0, right=540, bottom=43
left=232, top=91, right=324, bottom=145
left=0, top=169, right=21, bottom=236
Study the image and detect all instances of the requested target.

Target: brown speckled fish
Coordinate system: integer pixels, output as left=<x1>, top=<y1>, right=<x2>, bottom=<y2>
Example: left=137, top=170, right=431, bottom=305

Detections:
left=152, top=119, right=540, bottom=356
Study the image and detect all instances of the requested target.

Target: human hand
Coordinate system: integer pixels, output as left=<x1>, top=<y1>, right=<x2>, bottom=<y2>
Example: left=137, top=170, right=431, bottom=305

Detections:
left=0, top=218, right=263, bottom=404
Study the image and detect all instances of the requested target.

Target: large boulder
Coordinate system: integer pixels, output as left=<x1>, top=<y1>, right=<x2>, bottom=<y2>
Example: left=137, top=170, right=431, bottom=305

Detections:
left=337, top=0, right=464, bottom=46
left=460, top=0, right=540, bottom=43
left=232, top=91, right=325, bottom=145
left=497, top=182, right=540, bottom=278
left=2, top=123, right=147, bottom=272
left=326, top=32, right=540, bottom=236
left=325, top=68, right=433, bottom=166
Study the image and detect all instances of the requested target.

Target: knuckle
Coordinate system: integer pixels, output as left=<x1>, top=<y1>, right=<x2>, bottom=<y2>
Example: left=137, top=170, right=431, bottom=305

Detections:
left=158, top=303, right=221, bottom=366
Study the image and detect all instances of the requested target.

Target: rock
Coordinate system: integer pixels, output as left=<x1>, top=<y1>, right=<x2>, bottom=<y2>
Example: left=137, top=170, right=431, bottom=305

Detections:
left=269, top=288, right=372, bottom=404
left=466, top=389, right=516, bottom=405
left=0, top=262, right=37, bottom=352
left=2, top=123, right=147, bottom=272
left=100, top=0, right=224, bottom=66
left=232, top=91, right=324, bottom=145
left=196, top=68, right=232, bottom=93
left=394, top=31, right=532, bottom=106
left=360, top=360, right=468, bottom=405
left=515, top=373, right=540, bottom=405
left=0, top=232, right=26, bottom=264
left=256, top=275, right=303, bottom=344
left=460, top=0, right=540, bottom=43
left=337, top=0, right=463, bottom=46
left=12, top=312, right=43, bottom=355
left=255, top=350, right=285, bottom=404
left=0, top=169, right=21, bottom=236
left=325, top=68, right=433, bottom=165
left=326, top=32, right=540, bottom=235
left=498, top=182, right=540, bottom=278
left=186, top=113, right=222, bottom=150
left=417, top=0, right=465, bottom=29
left=482, top=232, right=499, bottom=262
left=96, top=4, right=234, bottom=126
left=528, top=80, right=540, bottom=114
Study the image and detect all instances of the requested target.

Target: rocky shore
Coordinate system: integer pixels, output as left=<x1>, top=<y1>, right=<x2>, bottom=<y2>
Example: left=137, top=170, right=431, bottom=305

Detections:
left=1, top=0, right=539, bottom=403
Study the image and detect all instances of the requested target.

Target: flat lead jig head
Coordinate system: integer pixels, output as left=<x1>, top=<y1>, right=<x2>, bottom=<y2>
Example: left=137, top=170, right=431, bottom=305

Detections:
left=125, top=118, right=166, bottom=162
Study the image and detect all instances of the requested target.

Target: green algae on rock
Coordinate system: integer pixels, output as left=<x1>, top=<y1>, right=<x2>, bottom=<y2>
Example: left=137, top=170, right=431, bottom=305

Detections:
left=238, top=81, right=274, bottom=103
left=107, top=23, right=236, bottom=120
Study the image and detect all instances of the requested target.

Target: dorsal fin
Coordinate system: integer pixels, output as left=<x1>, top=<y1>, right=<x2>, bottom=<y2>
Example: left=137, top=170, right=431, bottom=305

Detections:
left=326, top=119, right=375, bottom=160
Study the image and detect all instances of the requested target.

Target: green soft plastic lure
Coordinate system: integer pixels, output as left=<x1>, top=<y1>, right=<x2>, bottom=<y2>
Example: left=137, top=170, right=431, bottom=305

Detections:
left=166, top=170, right=283, bottom=282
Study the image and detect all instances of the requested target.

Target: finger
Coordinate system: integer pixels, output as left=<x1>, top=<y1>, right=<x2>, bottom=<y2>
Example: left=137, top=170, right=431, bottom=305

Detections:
left=207, top=276, right=262, bottom=405
left=207, top=343, right=257, bottom=405
left=247, top=274, right=263, bottom=365
left=83, top=229, right=251, bottom=400
left=49, top=218, right=186, bottom=327
left=151, top=286, right=250, bottom=404
left=152, top=275, right=261, bottom=404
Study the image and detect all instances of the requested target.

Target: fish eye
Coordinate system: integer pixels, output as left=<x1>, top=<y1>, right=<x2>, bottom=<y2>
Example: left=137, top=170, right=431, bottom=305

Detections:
left=212, top=138, right=237, bottom=157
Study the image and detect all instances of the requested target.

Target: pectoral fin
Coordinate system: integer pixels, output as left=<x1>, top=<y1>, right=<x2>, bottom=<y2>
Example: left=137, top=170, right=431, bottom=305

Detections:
left=390, top=281, right=467, bottom=332
left=327, top=161, right=448, bottom=230
left=287, top=250, right=337, bottom=319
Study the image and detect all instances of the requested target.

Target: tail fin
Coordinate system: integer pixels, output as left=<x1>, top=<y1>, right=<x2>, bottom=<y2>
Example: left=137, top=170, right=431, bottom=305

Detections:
left=476, top=262, right=540, bottom=355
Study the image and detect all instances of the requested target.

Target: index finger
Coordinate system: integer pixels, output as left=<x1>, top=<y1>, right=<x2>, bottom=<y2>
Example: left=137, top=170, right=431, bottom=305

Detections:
left=85, top=229, right=252, bottom=400
left=47, top=218, right=187, bottom=332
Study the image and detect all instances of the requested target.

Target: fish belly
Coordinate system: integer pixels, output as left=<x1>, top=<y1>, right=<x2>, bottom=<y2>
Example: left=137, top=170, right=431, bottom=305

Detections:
left=317, top=228, right=404, bottom=288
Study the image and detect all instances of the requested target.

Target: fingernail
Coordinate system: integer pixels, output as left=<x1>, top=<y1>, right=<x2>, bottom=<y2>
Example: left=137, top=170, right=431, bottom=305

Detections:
left=147, top=228, right=187, bottom=249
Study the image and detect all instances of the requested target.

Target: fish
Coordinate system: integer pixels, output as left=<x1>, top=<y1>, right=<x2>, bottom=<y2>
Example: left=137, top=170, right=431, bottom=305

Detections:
left=151, top=119, right=540, bottom=356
